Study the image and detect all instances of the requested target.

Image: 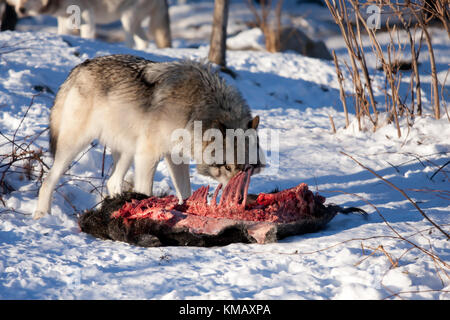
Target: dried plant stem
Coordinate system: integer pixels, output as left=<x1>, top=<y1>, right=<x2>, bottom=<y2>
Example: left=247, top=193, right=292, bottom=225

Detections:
left=430, top=160, right=450, bottom=181
left=328, top=114, right=337, bottom=134
left=354, top=5, right=404, bottom=136
left=325, top=0, right=365, bottom=128
left=423, top=28, right=440, bottom=120
left=332, top=50, right=349, bottom=128
left=409, top=6, right=440, bottom=119
left=410, top=28, right=423, bottom=116
left=355, top=245, right=398, bottom=268
left=0, top=95, right=49, bottom=191
left=387, top=42, right=402, bottom=137
left=101, top=146, right=106, bottom=177
left=352, top=1, right=378, bottom=122
left=383, top=289, right=450, bottom=300
left=326, top=0, right=445, bottom=135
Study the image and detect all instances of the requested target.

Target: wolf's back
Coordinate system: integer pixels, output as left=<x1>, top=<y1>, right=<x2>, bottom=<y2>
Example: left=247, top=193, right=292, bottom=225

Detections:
left=142, top=59, right=252, bottom=128
left=48, top=55, right=252, bottom=156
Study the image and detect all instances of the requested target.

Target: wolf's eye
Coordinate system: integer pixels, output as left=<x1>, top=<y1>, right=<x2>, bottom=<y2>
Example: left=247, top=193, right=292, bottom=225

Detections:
left=224, top=165, right=231, bottom=171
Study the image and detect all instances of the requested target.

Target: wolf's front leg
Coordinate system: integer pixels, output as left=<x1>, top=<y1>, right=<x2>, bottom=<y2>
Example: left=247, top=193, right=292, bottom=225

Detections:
left=34, top=143, right=85, bottom=219
left=134, top=154, right=159, bottom=196
left=107, top=152, right=133, bottom=196
left=57, top=17, right=72, bottom=35
left=164, top=156, right=191, bottom=204
left=79, top=9, right=95, bottom=39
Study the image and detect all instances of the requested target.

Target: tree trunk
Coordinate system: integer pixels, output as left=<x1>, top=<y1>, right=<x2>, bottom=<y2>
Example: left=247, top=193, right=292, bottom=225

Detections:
left=208, top=0, right=229, bottom=67
left=1, top=3, right=17, bottom=31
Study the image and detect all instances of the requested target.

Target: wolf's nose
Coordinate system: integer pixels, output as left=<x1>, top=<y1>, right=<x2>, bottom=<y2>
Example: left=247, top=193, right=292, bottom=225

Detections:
left=18, top=7, right=26, bottom=15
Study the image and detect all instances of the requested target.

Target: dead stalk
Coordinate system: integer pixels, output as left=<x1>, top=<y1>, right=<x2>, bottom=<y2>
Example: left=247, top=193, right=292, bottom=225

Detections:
left=325, top=0, right=445, bottom=135
left=408, top=3, right=441, bottom=119
left=329, top=114, right=337, bottom=134
left=355, top=245, right=399, bottom=268
left=332, top=50, right=350, bottom=128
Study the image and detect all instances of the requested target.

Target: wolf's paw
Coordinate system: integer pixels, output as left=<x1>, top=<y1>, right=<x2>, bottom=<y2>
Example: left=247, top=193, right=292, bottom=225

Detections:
left=107, top=180, right=123, bottom=197
left=33, top=210, right=47, bottom=220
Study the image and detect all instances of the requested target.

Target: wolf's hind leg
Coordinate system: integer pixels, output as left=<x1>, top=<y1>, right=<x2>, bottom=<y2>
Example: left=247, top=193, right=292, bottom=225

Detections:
left=164, top=156, right=191, bottom=204
left=107, top=151, right=132, bottom=196
left=33, top=142, right=88, bottom=219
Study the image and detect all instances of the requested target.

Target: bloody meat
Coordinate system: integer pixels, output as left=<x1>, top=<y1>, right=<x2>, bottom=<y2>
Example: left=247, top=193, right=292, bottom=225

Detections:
left=112, top=169, right=325, bottom=224
left=79, top=169, right=362, bottom=246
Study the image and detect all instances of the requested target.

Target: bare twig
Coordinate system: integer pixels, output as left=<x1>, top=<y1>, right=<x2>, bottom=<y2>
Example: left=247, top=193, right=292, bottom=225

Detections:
left=329, top=114, right=337, bottom=134
left=409, top=4, right=441, bottom=119
left=340, top=151, right=450, bottom=239
left=332, top=50, right=350, bottom=128
left=430, top=160, right=450, bottom=181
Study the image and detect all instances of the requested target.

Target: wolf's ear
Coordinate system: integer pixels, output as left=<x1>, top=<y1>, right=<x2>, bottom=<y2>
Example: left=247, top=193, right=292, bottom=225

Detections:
left=248, top=115, right=260, bottom=129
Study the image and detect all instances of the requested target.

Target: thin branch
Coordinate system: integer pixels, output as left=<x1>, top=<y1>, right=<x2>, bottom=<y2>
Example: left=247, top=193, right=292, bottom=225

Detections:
left=430, top=160, right=450, bottom=181
left=340, top=151, right=450, bottom=240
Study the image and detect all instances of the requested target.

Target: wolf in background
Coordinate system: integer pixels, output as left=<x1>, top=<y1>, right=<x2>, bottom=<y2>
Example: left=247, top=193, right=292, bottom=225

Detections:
left=6, top=0, right=171, bottom=49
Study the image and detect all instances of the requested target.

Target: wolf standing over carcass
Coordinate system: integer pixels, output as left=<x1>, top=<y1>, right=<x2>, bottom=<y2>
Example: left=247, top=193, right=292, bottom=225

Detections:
left=6, top=0, right=171, bottom=48
left=34, top=55, right=263, bottom=220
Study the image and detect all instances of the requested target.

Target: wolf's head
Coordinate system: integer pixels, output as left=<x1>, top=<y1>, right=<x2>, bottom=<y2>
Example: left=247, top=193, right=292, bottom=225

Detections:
left=6, top=0, right=49, bottom=17
left=196, top=115, right=265, bottom=186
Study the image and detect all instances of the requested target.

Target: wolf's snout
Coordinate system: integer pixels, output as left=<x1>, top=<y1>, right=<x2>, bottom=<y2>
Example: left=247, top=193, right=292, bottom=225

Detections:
left=18, top=7, right=26, bottom=15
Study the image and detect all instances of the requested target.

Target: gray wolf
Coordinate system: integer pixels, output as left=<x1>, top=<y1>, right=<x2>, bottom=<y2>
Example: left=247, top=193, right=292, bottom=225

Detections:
left=34, top=54, right=263, bottom=219
left=6, top=0, right=171, bottom=49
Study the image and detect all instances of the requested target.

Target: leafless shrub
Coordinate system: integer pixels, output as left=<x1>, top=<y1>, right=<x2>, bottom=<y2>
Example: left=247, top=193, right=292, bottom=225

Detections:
left=0, top=95, right=111, bottom=215
left=0, top=95, right=49, bottom=200
left=333, top=50, right=350, bottom=128
left=247, top=0, right=284, bottom=53
left=324, top=0, right=448, bottom=137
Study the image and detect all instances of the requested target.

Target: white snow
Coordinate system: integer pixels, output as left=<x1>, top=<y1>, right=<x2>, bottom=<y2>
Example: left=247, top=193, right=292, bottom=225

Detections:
left=0, top=1, right=449, bottom=300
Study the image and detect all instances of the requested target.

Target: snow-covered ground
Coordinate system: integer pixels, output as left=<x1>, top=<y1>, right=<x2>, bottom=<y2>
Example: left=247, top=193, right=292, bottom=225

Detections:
left=0, top=1, right=449, bottom=300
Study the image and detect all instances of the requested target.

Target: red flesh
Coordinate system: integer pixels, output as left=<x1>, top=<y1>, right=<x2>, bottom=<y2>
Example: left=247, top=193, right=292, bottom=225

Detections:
left=112, top=169, right=326, bottom=224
